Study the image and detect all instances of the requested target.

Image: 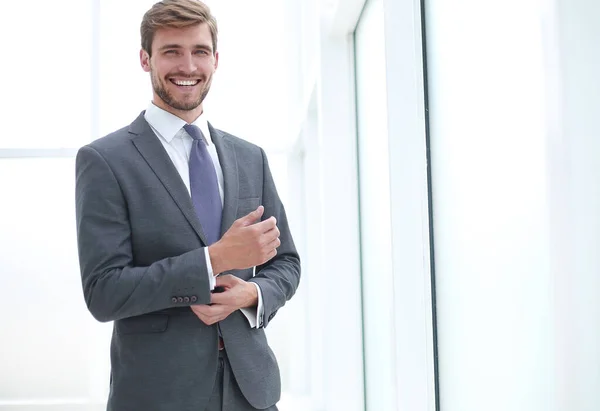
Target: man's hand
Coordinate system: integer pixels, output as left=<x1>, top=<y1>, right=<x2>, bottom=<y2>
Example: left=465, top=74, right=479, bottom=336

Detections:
left=190, top=275, right=259, bottom=325
left=208, top=206, right=280, bottom=275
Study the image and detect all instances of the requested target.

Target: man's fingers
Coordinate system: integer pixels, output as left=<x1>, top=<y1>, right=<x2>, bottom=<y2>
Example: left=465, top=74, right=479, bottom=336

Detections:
left=253, top=216, right=277, bottom=233
left=190, top=306, right=215, bottom=324
left=191, top=304, right=228, bottom=325
left=262, top=225, right=280, bottom=244
left=215, top=274, right=237, bottom=288
left=210, top=291, right=231, bottom=305
left=265, top=248, right=277, bottom=262
left=265, top=236, right=281, bottom=251
left=191, top=304, right=216, bottom=316
left=237, top=206, right=265, bottom=227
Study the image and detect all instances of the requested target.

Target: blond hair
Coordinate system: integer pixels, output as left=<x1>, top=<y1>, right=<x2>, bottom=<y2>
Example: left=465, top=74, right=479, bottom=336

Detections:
left=141, top=0, right=218, bottom=56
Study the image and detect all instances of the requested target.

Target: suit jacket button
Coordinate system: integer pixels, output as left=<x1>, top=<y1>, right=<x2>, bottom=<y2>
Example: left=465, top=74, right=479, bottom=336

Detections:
left=184, top=296, right=190, bottom=303
left=171, top=297, right=178, bottom=303
left=177, top=297, right=184, bottom=303
left=191, top=296, right=198, bottom=303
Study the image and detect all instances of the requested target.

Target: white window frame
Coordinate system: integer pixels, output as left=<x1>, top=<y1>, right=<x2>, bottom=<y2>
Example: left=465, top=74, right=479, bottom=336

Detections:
left=346, top=0, right=438, bottom=409
left=0, top=149, right=79, bottom=158
left=380, top=0, right=438, bottom=408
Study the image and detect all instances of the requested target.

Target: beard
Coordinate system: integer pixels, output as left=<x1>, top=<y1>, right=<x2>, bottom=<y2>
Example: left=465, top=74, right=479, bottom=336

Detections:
left=150, top=68, right=212, bottom=111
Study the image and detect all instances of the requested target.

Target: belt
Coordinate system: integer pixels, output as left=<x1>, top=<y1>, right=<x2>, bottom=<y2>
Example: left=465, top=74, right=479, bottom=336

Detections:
left=218, top=336, right=225, bottom=351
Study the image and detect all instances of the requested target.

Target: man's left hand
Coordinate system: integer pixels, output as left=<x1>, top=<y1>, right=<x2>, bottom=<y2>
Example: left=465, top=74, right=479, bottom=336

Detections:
left=190, top=275, right=258, bottom=325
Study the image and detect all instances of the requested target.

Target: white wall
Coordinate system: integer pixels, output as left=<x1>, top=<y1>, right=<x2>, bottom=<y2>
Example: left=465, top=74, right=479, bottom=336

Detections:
left=551, top=0, right=600, bottom=409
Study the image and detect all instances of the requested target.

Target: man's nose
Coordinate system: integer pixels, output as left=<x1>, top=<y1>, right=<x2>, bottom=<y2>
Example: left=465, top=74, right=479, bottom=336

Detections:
left=179, top=53, right=198, bottom=73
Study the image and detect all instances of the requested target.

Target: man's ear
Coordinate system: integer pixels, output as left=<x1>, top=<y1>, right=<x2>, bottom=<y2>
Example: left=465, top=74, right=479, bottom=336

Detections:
left=214, top=51, right=219, bottom=71
left=140, top=49, right=151, bottom=73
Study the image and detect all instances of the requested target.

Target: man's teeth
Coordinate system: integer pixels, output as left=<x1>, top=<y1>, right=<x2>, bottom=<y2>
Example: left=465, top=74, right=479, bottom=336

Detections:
left=173, top=80, right=198, bottom=86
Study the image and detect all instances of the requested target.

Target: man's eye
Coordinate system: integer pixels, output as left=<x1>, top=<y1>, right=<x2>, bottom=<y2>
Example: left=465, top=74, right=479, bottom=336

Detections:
left=195, top=50, right=208, bottom=55
left=165, top=50, right=178, bottom=55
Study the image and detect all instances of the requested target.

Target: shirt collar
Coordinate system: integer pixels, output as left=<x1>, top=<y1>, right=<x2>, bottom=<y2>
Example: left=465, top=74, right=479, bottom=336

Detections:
left=144, top=102, right=212, bottom=145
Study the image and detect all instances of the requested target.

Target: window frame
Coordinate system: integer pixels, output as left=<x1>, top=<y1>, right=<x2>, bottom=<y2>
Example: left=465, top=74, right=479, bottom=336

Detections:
left=353, top=0, right=439, bottom=409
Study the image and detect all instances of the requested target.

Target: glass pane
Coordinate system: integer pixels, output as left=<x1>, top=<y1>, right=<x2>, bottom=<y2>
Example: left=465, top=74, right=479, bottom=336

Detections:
left=425, top=0, right=554, bottom=409
left=0, top=158, right=111, bottom=402
left=0, top=1, right=92, bottom=149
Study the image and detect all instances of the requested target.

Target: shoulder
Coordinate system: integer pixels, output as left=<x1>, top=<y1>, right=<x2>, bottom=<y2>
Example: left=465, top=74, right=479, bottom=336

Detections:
left=75, top=125, right=136, bottom=175
left=88, top=126, right=133, bottom=152
left=80, top=113, right=146, bottom=157
left=75, top=124, right=141, bottom=175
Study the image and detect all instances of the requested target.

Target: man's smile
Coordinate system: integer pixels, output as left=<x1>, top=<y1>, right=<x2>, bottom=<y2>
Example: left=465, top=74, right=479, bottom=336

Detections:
left=170, top=78, right=200, bottom=87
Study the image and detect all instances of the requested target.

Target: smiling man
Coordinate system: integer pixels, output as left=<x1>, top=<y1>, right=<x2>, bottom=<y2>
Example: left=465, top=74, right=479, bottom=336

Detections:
left=74, top=1, right=300, bottom=410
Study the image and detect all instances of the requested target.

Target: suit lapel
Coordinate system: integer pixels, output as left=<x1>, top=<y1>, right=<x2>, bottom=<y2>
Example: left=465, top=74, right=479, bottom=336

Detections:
left=129, top=112, right=209, bottom=245
left=209, top=123, right=239, bottom=236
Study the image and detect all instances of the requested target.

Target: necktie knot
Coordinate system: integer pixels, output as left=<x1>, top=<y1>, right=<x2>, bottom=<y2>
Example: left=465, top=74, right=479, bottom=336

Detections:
left=183, top=124, right=204, bottom=142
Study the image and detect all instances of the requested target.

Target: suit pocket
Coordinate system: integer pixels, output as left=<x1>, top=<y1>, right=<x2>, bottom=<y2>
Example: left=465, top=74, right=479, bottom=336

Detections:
left=116, top=314, right=169, bottom=335
left=237, top=197, right=261, bottom=218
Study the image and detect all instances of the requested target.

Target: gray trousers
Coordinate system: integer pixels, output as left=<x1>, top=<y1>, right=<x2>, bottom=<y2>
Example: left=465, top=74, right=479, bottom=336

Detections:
left=204, top=351, right=279, bottom=411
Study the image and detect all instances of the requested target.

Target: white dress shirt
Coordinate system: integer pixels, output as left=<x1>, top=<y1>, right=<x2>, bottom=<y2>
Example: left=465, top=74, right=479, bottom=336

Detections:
left=144, top=102, right=263, bottom=328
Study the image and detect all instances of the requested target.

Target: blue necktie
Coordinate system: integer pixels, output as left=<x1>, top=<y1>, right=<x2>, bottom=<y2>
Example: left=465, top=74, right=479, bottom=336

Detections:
left=184, top=124, right=222, bottom=245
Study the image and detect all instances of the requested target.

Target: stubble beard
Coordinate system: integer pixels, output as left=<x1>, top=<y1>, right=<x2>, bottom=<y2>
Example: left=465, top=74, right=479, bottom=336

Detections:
left=151, top=68, right=212, bottom=112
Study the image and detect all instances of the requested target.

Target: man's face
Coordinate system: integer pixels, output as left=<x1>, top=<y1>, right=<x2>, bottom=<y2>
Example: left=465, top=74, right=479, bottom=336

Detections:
left=140, top=23, right=218, bottom=114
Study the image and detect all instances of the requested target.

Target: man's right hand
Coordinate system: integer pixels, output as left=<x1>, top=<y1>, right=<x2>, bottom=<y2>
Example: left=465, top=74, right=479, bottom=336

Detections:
left=208, top=206, right=281, bottom=275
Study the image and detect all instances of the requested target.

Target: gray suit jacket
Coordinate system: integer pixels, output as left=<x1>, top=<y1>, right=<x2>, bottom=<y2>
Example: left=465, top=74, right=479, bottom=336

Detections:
left=75, top=112, right=301, bottom=411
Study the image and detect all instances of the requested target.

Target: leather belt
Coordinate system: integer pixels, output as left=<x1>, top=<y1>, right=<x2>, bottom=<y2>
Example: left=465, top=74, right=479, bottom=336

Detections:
left=218, top=336, right=224, bottom=351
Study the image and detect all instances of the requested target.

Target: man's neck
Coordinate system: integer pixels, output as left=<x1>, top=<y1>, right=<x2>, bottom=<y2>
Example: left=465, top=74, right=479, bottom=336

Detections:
left=152, top=99, right=203, bottom=124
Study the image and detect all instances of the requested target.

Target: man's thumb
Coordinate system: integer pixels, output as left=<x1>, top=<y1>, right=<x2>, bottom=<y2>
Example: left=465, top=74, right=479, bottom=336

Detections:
left=239, top=205, right=264, bottom=226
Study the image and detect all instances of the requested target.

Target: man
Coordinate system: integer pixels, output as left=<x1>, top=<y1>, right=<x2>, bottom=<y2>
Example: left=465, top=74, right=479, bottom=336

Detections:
left=74, top=1, right=300, bottom=410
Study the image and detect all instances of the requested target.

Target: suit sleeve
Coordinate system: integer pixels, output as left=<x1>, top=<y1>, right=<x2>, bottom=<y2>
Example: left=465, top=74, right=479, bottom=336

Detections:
left=75, top=145, right=212, bottom=322
left=248, top=148, right=301, bottom=328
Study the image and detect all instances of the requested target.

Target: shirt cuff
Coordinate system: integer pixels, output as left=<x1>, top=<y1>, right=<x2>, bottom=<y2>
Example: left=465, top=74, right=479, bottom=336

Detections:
left=204, top=247, right=216, bottom=290
left=240, top=282, right=264, bottom=328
